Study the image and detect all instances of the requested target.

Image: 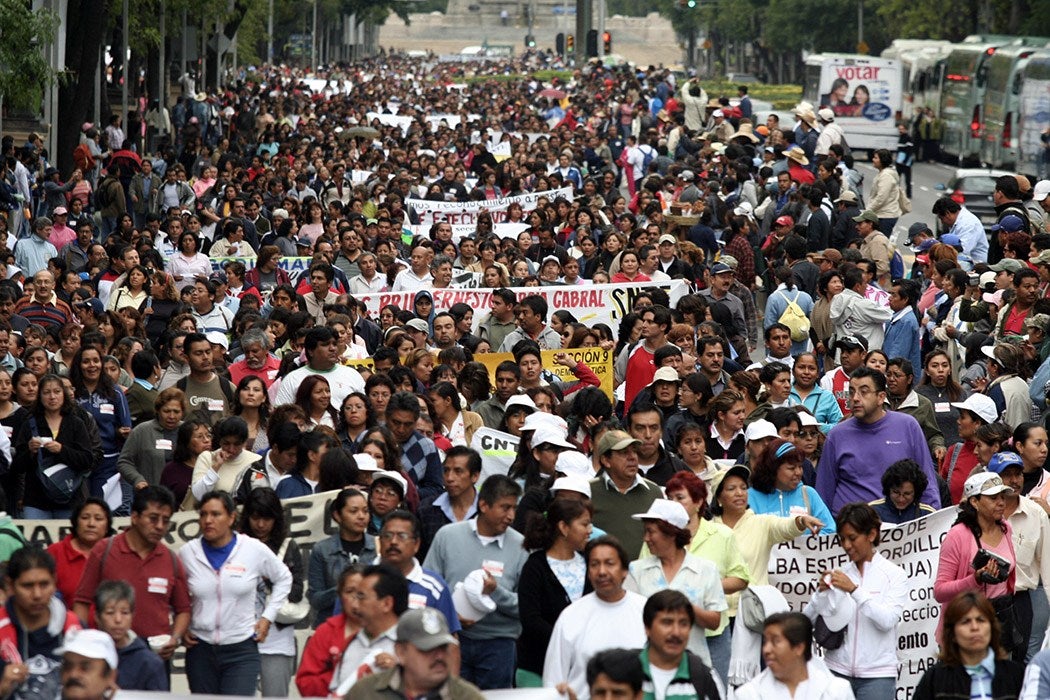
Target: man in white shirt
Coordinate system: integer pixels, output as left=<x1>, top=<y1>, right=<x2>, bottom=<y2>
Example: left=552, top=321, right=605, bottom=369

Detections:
left=932, top=197, right=988, bottom=264
left=273, top=326, right=365, bottom=407
left=349, top=253, right=386, bottom=294
left=331, top=564, right=406, bottom=694
left=637, top=245, right=671, bottom=282
left=303, top=262, right=340, bottom=325
left=391, top=245, right=434, bottom=292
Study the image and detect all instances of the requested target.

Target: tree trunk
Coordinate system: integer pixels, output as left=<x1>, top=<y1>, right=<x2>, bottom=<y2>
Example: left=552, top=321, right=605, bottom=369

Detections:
left=57, top=0, right=109, bottom=175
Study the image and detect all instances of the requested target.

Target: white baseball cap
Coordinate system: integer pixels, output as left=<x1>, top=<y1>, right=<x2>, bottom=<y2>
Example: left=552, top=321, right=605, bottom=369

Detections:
left=631, top=499, right=689, bottom=529
left=950, top=393, right=999, bottom=425
left=961, top=472, right=1013, bottom=501
left=531, top=426, right=575, bottom=451
left=551, top=474, right=592, bottom=497
left=556, top=451, right=594, bottom=478
left=57, top=629, right=118, bottom=669
left=745, top=419, right=778, bottom=442
left=1034, top=180, right=1050, bottom=202
left=505, top=394, right=537, bottom=414
left=353, top=453, right=381, bottom=472
left=522, top=410, right=567, bottom=434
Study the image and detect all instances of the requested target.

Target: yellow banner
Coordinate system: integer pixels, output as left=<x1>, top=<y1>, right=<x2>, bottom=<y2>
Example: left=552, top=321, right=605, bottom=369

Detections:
left=474, top=348, right=613, bottom=400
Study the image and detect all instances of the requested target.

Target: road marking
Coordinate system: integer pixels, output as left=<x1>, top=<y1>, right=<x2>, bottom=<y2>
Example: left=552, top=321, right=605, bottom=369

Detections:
left=919, top=186, right=930, bottom=192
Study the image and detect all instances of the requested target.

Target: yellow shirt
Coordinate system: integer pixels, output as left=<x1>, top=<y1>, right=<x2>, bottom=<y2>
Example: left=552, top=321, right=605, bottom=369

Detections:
left=713, top=509, right=804, bottom=616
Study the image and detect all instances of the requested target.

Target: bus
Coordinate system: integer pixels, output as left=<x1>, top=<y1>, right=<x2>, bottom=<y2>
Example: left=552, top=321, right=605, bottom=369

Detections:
left=980, top=43, right=1050, bottom=169
left=1017, top=51, right=1050, bottom=178
left=802, top=54, right=902, bottom=156
left=881, top=41, right=952, bottom=123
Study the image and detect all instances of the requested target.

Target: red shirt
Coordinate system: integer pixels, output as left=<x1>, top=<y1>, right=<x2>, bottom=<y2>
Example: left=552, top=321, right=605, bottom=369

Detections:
left=228, top=355, right=282, bottom=389
left=46, top=535, right=89, bottom=606
left=1003, top=304, right=1030, bottom=336
left=74, top=532, right=191, bottom=638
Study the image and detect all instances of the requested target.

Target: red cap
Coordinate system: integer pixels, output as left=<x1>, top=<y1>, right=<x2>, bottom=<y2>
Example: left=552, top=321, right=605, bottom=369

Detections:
left=775, top=215, right=794, bottom=227
left=916, top=254, right=930, bottom=265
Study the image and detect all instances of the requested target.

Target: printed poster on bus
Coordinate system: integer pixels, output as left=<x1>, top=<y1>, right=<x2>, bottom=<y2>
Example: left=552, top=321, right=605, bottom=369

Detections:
left=817, top=57, right=899, bottom=123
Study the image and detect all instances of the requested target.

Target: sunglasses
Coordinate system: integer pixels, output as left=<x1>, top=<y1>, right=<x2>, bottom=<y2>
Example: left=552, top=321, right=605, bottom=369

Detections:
left=798, top=430, right=820, bottom=439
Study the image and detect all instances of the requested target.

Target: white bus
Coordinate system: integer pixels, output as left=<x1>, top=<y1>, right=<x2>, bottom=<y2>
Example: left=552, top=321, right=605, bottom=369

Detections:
left=802, top=54, right=903, bottom=157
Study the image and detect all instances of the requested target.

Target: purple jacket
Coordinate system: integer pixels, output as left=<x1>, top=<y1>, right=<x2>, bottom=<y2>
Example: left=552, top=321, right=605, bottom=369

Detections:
left=816, top=410, right=940, bottom=513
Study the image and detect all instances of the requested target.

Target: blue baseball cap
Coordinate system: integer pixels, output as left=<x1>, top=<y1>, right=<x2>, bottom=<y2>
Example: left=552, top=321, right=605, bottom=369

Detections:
left=911, top=238, right=936, bottom=254
left=987, top=451, right=1024, bottom=474
left=991, top=214, right=1025, bottom=233
left=939, top=233, right=963, bottom=248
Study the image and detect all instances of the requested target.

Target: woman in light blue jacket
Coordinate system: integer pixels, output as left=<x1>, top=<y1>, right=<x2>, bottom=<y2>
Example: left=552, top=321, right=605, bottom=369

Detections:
left=789, top=352, right=843, bottom=433
left=748, top=438, right=836, bottom=534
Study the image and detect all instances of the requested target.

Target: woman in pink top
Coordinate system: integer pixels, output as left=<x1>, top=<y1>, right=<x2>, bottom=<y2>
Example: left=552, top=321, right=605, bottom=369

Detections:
left=933, top=471, right=1019, bottom=656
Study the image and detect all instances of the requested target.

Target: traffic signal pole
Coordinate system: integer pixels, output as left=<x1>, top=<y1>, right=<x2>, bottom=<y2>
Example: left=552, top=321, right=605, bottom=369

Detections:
left=574, top=0, right=591, bottom=66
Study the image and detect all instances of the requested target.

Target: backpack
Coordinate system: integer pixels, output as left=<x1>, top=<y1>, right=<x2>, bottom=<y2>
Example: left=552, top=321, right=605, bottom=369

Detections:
left=777, top=290, right=811, bottom=342
left=890, top=247, right=905, bottom=280
left=72, top=143, right=95, bottom=173
left=640, top=145, right=656, bottom=172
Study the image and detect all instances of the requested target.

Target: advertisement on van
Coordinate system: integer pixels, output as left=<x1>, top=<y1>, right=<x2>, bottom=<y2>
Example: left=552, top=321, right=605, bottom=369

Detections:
left=817, top=60, right=899, bottom=123
left=1019, top=77, right=1050, bottom=177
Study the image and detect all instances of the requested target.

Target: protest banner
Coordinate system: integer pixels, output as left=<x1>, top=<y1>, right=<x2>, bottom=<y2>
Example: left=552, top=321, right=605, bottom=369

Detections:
left=405, top=187, right=572, bottom=226
left=767, top=507, right=953, bottom=700
left=474, top=349, right=614, bottom=400
left=470, top=427, right=520, bottom=483
left=349, top=279, right=689, bottom=340
left=208, top=255, right=313, bottom=275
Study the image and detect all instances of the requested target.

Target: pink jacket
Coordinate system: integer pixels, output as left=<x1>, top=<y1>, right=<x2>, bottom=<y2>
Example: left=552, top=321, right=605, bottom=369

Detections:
left=933, top=521, right=1015, bottom=640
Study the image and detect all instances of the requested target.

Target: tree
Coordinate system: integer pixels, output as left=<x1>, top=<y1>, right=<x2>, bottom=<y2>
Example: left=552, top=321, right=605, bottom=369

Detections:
left=0, top=0, right=60, bottom=111
left=57, top=0, right=109, bottom=175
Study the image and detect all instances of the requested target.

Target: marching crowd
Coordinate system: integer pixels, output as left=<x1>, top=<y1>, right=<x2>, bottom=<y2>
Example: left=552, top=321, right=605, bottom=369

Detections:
left=5, top=49, right=1050, bottom=700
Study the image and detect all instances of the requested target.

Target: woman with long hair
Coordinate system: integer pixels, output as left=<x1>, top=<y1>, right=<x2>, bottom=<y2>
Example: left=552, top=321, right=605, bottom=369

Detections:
left=295, top=565, right=365, bottom=696
left=609, top=251, right=650, bottom=283
left=162, top=419, right=210, bottom=506
left=184, top=416, right=262, bottom=510
left=913, top=592, right=1024, bottom=700
left=811, top=270, right=844, bottom=365
left=1013, top=422, right=1050, bottom=497
left=239, top=488, right=306, bottom=697
left=917, top=350, right=969, bottom=447
left=70, top=345, right=132, bottom=511
left=867, top=148, right=904, bottom=236
left=108, top=264, right=151, bottom=313
left=169, top=231, right=212, bottom=291
left=294, top=375, right=338, bottom=430
left=12, top=374, right=94, bottom=519
left=232, top=375, right=271, bottom=451
left=934, top=471, right=1021, bottom=657
left=275, top=430, right=339, bottom=499
left=180, top=491, right=292, bottom=696
left=427, top=381, right=483, bottom=447
left=10, top=368, right=35, bottom=409
left=789, top=352, right=842, bottom=432
left=517, top=499, right=593, bottom=687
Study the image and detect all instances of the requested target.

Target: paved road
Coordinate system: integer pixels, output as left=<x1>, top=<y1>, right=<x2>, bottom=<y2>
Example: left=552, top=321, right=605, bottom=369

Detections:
left=853, top=159, right=959, bottom=252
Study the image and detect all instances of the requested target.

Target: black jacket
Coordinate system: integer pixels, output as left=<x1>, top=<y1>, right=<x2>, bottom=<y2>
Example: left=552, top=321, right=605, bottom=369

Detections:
left=912, top=658, right=1023, bottom=700
left=517, top=549, right=593, bottom=675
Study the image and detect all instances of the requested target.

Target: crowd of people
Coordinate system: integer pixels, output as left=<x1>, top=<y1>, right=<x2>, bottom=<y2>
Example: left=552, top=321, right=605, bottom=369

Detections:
left=4, top=49, right=1050, bottom=699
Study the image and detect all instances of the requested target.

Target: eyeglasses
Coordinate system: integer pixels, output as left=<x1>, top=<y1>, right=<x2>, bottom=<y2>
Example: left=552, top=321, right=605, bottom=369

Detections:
left=379, top=531, right=416, bottom=542
left=798, top=430, right=820, bottom=439
left=371, top=485, right=401, bottom=498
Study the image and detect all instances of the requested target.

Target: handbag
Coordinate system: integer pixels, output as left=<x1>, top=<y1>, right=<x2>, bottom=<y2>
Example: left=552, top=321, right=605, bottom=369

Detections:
left=29, top=417, right=82, bottom=506
left=989, top=594, right=1025, bottom=654
left=274, top=539, right=310, bottom=625
left=813, top=615, right=846, bottom=649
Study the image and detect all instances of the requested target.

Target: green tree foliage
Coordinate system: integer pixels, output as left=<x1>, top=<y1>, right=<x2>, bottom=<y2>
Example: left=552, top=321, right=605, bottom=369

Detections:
left=0, top=0, right=60, bottom=111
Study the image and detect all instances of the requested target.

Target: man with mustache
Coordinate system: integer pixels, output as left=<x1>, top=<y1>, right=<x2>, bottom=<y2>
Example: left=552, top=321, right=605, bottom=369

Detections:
left=57, top=629, right=119, bottom=700
left=347, top=608, right=483, bottom=700
left=639, top=590, right=723, bottom=700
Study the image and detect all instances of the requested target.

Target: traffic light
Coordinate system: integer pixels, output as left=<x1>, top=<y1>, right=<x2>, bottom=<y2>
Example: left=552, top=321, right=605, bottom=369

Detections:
left=602, top=31, right=611, bottom=53
left=525, top=34, right=536, bottom=48
left=586, top=29, right=598, bottom=58
left=556, top=32, right=565, bottom=55
left=566, top=33, right=574, bottom=53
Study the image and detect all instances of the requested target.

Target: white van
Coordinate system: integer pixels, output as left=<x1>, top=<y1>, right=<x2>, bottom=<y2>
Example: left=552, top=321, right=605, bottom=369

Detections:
left=803, top=54, right=903, bottom=157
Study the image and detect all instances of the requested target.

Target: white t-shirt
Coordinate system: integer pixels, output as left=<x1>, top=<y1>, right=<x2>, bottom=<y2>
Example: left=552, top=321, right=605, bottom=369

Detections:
left=649, top=665, right=678, bottom=700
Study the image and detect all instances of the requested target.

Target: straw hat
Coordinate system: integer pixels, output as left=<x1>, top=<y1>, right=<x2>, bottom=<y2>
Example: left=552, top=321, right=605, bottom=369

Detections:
left=729, top=121, right=760, bottom=143
left=798, top=109, right=817, bottom=127
left=785, top=147, right=809, bottom=166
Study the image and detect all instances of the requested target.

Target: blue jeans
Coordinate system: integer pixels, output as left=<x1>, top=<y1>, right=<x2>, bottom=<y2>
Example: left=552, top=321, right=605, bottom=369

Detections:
left=706, top=628, right=731, bottom=687
left=186, top=638, right=260, bottom=696
left=833, top=673, right=896, bottom=700
left=21, top=506, right=71, bottom=520
left=877, top=218, right=898, bottom=237
left=1029, top=584, right=1049, bottom=662
left=459, top=636, right=515, bottom=690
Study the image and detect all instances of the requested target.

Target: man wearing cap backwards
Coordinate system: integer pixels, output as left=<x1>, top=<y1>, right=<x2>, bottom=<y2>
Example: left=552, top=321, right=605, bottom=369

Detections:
left=347, top=608, right=484, bottom=700
left=817, top=367, right=941, bottom=514
left=814, top=108, right=844, bottom=157
left=55, top=629, right=119, bottom=700
left=932, top=197, right=988, bottom=263
left=424, top=475, right=527, bottom=690
left=820, top=333, right=866, bottom=417
left=589, top=430, right=661, bottom=557
left=986, top=450, right=1050, bottom=659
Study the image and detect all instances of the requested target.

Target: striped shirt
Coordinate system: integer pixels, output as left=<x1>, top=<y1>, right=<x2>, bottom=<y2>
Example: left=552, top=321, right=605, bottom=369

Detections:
left=405, top=558, right=462, bottom=635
